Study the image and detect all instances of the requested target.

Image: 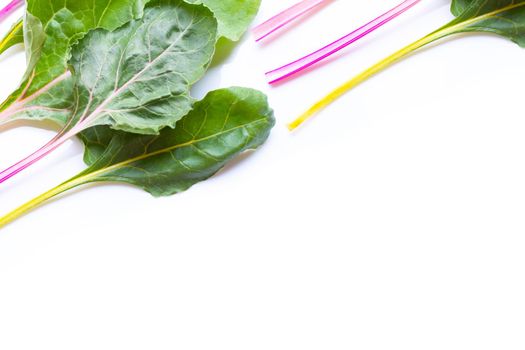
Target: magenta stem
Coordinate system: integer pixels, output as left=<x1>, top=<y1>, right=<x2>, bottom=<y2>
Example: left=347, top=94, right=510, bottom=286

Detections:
left=0, top=0, right=23, bottom=21
left=253, top=0, right=331, bottom=42
left=0, top=126, right=79, bottom=184
left=266, top=0, right=422, bottom=84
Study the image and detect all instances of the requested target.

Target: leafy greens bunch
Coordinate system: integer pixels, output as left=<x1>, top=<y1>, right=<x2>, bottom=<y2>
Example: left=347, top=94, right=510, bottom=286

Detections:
left=0, top=0, right=275, bottom=228
left=289, top=0, right=525, bottom=129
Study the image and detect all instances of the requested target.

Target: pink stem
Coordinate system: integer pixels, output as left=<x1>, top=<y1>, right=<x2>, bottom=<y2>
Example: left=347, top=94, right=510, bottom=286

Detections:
left=0, top=0, right=23, bottom=21
left=0, top=126, right=78, bottom=184
left=266, top=0, right=421, bottom=84
left=253, top=0, right=331, bottom=42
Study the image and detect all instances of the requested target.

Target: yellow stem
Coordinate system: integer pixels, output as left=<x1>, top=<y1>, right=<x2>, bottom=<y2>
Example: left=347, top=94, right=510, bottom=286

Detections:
left=288, top=26, right=458, bottom=131
left=0, top=19, right=22, bottom=54
left=0, top=175, right=90, bottom=229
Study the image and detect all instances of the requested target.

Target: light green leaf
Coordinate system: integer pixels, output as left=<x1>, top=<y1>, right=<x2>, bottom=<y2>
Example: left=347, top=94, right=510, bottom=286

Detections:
left=185, top=0, right=261, bottom=41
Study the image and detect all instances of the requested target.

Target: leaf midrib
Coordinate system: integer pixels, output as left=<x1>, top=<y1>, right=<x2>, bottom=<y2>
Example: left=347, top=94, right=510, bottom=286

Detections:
left=77, top=7, right=199, bottom=129
left=81, top=116, right=270, bottom=181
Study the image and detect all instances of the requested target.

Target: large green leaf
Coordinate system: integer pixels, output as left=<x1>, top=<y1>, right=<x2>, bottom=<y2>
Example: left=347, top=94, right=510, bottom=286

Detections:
left=0, top=0, right=259, bottom=126
left=66, top=0, right=217, bottom=135
left=0, top=0, right=259, bottom=59
left=0, top=87, right=274, bottom=227
left=448, top=0, right=525, bottom=47
left=451, top=0, right=472, bottom=16
left=77, top=87, right=274, bottom=196
left=0, top=0, right=148, bottom=124
left=186, top=0, right=261, bottom=41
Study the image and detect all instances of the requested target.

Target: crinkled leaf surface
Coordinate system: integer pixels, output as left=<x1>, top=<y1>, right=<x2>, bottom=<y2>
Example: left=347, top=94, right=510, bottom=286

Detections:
left=185, top=0, right=261, bottom=40
left=0, top=0, right=260, bottom=125
left=0, top=0, right=259, bottom=57
left=67, top=0, right=217, bottom=135
left=77, top=87, right=274, bottom=196
left=0, top=0, right=148, bottom=122
left=24, top=0, right=147, bottom=93
left=449, top=0, right=525, bottom=47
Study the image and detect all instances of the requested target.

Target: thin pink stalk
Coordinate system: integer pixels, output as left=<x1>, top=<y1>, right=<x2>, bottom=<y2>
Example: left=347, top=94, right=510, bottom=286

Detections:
left=0, top=0, right=23, bottom=21
left=266, top=0, right=421, bottom=84
left=253, top=0, right=331, bottom=42
left=0, top=122, right=85, bottom=184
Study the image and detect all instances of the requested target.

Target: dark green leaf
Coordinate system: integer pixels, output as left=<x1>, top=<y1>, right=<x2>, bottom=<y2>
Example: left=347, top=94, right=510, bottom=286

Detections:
left=449, top=0, right=525, bottom=47
left=79, top=87, right=274, bottom=196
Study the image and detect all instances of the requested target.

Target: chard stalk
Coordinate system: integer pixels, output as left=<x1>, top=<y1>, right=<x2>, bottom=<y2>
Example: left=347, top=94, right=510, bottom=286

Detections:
left=266, top=0, right=421, bottom=84
left=253, top=0, right=331, bottom=42
left=288, top=13, right=490, bottom=130
left=0, top=116, right=91, bottom=184
left=0, top=174, right=91, bottom=228
left=0, top=18, right=22, bottom=53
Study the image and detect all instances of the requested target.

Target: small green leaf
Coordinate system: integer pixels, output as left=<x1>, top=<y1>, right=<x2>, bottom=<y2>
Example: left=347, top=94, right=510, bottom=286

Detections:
left=449, top=0, right=525, bottom=47
left=185, top=0, right=261, bottom=41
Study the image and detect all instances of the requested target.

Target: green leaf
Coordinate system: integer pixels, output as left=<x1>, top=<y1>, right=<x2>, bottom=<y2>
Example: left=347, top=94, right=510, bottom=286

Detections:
left=185, top=0, right=261, bottom=41
left=448, top=0, right=525, bottom=47
left=0, top=18, right=23, bottom=55
left=0, top=0, right=260, bottom=126
left=66, top=0, right=217, bottom=135
left=450, top=0, right=471, bottom=16
left=0, top=87, right=274, bottom=228
left=0, top=0, right=149, bottom=124
left=79, top=87, right=274, bottom=196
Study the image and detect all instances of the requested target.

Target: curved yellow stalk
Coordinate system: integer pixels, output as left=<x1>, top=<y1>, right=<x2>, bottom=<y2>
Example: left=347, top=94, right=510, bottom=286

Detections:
left=0, top=175, right=90, bottom=229
left=0, top=19, right=23, bottom=55
left=288, top=24, right=461, bottom=131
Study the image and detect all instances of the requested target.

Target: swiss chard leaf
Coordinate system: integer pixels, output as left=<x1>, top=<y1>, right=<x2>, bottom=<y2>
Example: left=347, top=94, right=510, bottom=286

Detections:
left=186, top=0, right=261, bottom=41
left=0, top=0, right=260, bottom=58
left=79, top=87, right=274, bottom=196
left=0, top=0, right=149, bottom=123
left=0, top=0, right=218, bottom=184
left=0, top=0, right=260, bottom=126
left=0, top=87, right=274, bottom=227
left=67, top=0, right=217, bottom=135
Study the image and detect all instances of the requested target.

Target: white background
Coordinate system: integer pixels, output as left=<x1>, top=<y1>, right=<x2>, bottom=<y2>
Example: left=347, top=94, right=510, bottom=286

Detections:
left=1, top=0, right=525, bottom=348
